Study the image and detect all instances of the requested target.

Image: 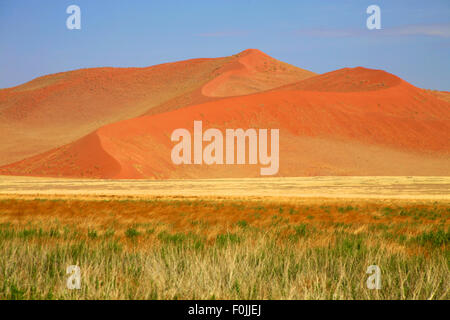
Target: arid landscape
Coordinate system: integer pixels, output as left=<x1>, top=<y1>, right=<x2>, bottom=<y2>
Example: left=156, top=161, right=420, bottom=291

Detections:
left=0, top=195, right=448, bottom=300
left=0, top=176, right=448, bottom=299
left=0, top=49, right=448, bottom=300
left=1, top=49, right=449, bottom=178
left=0, top=176, right=449, bottom=199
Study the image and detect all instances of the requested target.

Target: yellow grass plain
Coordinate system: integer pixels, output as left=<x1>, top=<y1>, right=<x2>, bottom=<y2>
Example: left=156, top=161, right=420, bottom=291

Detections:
left=0, top=176, right=449, bottom=200
left=0, top=176, right=448, bottom=299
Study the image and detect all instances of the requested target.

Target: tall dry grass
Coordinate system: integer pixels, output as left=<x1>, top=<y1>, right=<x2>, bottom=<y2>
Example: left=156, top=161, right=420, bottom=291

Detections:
left=0, top=197, right=448, bottom=300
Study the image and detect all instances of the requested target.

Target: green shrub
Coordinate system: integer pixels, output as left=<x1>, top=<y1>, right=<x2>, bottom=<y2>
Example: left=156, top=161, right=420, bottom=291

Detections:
left=125, top=228, right=140, bottom=239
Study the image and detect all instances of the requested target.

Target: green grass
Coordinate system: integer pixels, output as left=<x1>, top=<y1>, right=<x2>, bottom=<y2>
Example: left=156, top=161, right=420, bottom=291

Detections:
left=216, top=233, right=241, bottom=247
left=125, top=227, right=140, bottom=239
left=236, top=220, right=249, bottom=228
left=2, top=227, right=446, bottom=300
left=414, top=229, right=450, bottom=248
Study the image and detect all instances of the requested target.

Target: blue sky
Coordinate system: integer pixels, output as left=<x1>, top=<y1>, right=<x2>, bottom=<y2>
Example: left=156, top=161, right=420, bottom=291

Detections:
left=0, top=0, right=449, bottom=90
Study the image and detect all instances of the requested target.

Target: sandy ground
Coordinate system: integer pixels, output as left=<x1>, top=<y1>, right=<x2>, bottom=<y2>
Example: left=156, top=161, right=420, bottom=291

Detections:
left=0, top=176, right=448, bottom=201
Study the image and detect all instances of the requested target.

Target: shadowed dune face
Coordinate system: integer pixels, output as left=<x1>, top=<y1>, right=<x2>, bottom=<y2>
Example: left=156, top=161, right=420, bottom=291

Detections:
left=0, top=58, right=228, bottom=165
left=0, top=49, right=316, bottom=166
left=1, top=65, right=449, bottom=179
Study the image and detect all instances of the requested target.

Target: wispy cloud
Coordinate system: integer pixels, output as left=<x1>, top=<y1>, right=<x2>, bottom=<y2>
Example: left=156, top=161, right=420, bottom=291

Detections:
left=386, top=24, right=450, bottom=37
left=294, top=24, right=450, bottom=38
left=196, top=30, right=250, bottom=38
left=294, top=28, right=358, bottom=38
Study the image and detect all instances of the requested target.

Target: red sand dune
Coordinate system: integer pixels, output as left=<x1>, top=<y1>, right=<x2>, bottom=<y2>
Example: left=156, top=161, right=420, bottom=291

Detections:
left=201, top=49, right=316, bottom=97
left=0, top=49, right=315, bottom=165
left=427, top=90, right=450, bottom=103
left=279, top=67, right=402, bottom=92
left=2, top=66, right=449, bottom=179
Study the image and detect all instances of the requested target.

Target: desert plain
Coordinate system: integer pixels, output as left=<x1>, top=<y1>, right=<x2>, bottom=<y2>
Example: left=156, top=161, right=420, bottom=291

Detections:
left=0, top=48, right=449, bottom=300
left=0, top=176, right=448, bottom=300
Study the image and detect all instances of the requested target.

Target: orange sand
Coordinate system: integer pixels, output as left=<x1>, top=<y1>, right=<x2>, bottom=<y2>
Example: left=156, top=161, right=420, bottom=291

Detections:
left=1, top=65, right=449, bottom=178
